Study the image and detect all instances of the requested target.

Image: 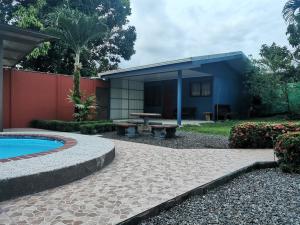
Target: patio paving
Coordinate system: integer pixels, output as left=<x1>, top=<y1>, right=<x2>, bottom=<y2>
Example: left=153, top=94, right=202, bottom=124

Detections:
left=0, top=137, right=274, bottom=225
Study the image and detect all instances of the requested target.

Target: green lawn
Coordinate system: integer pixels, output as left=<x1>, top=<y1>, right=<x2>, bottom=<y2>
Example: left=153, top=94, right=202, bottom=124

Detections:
left=180, top=117, right=294, bottom=137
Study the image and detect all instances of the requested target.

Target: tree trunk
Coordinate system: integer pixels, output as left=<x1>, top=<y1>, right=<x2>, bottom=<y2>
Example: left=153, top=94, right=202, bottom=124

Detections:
left=73, top=51, right=81, bottom=116
left=73, top=52, right=81, bottom=99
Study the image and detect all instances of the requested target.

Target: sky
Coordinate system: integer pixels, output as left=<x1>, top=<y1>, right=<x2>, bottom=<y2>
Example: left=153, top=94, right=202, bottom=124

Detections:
left=120, top=0, right=289, bottom=68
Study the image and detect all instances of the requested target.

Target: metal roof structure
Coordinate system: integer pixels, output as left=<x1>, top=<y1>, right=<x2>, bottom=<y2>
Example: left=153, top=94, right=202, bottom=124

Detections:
left=0, top=23, right=58, bottom=67
left=98, top=51, right=249, bottom=80
left=0, top=24, right=58, bottom=132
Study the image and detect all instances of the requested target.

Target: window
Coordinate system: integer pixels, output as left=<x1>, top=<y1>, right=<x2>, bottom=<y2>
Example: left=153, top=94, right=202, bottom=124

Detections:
left=145, top=85, right=162, bottom=106
left=191, top=82, right=201, bottom=96
left=201, top=80, right=211, bottom=96
left=190, top=80, right=212, bottom=97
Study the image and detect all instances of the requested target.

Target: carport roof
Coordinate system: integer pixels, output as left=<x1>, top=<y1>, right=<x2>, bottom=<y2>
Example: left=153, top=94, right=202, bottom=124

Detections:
left=98, top=51, right=249, bottom=80
left=0, top=23, right=58, bottom=67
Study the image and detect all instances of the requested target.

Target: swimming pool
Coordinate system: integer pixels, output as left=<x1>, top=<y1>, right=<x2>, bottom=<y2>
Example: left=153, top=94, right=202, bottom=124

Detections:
left=0, top=136, right=64, bottom=159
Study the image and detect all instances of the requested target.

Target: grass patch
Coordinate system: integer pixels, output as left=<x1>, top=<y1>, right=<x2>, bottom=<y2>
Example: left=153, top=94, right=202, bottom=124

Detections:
left=180, top=117, right=295, bottom=137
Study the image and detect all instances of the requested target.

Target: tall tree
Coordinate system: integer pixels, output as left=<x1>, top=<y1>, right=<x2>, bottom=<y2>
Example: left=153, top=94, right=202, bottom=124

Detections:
left=283, top=0, right=300, bottom=23
left=13, top=0, right=51, bottom=59
left=246, top=43, right=297, bottom=115
left=46, top=7, right=107, bottom=101
left=0, top=0, right=136, bottom=76
left=0, top=0, right=14, bottom=23
left=286, top=14, right=300, bottom=63
left=258, top=43, right=294, bottom=79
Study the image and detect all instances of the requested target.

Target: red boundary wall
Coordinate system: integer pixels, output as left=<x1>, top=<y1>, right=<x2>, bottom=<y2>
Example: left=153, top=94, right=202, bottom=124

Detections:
left=3, top=68, right=108, bottom=128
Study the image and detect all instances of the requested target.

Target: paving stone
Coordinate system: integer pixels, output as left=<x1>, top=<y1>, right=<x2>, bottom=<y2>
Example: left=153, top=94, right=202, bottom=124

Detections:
left=0, top=135, right=274, bottom=225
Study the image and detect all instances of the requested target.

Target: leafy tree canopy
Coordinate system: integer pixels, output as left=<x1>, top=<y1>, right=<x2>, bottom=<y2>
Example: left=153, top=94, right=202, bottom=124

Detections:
left=286, top=15, right=300, bottom=61
left=258, top=43, right=294, bottom=76
left=0, top=0, right=136, bottom=76
left=283, top=0, right=300, bottom=23
left=245, top=43, right=298, bottom=114
left=45, top=6, right=107, bottom=101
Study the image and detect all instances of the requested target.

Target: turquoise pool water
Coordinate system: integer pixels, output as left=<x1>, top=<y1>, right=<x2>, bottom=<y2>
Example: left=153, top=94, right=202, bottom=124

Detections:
left=0, top=137, right=64, bottom=159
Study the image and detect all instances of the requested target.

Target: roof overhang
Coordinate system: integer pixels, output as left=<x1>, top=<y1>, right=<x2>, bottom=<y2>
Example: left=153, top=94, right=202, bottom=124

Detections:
left=98, top=51, right=249, bottom=81
left=0, top=24, right=58, bottom=67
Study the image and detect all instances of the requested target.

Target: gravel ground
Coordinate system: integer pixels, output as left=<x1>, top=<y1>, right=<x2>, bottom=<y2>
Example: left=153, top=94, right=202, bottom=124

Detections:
left=139, top=169, right=300, bottom=225
left=101, top=131, right=228, bottom=149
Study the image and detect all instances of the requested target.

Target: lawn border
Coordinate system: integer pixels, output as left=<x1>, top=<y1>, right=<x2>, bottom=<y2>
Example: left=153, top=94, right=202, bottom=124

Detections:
left=117, top=160, right=278, bottom=225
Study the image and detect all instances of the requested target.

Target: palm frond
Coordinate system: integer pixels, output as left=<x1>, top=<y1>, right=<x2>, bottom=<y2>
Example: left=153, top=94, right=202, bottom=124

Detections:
left=283, top=0, right=300, bottom=23
left=45, top=7, right=107, bottom=53
left=68, top=90, right=97, bottom=121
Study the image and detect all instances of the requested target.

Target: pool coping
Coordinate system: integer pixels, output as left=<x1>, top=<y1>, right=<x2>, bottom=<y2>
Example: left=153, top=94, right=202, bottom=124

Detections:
left=0, top=134, right=77, bottom=163
left=117, top=161, right=278, bottom=225
left=0, top=132, right=115, bottom=202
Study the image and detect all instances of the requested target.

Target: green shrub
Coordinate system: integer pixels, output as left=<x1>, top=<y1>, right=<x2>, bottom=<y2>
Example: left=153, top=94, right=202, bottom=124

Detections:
left=79, top=123, right=116, bottom=134
left=79, top=124, right=96, bottom=134
left=274, top=132, right=300, bottom=173
left=229, top=122, right=300, bottom=148
left=30, top=119, right=112, bottom=132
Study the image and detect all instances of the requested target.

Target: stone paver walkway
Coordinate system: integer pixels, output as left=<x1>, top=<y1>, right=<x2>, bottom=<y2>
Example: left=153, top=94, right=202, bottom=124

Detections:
left=0, top=139, right=274, bottom=225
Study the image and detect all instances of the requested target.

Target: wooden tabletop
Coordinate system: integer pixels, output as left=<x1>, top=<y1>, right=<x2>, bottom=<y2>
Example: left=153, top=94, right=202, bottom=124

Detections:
left=130, top=113, right=161, bottom=118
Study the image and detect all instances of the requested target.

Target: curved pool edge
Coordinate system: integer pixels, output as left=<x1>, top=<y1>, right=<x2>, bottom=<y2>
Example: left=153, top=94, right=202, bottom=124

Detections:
left=0, top=134, right=77, bottom=162
left=0, top=147, right=115, bottom=202
left=0, top=132, right=115, bottom=202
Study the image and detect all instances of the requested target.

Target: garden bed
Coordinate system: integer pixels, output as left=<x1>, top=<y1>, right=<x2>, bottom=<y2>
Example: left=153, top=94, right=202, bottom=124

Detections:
left=101, top=131, right=229, bottom=149
left=139, top=168, right=300, bottom=225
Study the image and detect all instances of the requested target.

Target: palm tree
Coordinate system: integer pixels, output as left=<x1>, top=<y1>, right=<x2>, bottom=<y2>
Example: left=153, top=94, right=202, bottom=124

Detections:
left=283, top=0, right=300, bottom=23
left=46, top=7, right=107, bottom=100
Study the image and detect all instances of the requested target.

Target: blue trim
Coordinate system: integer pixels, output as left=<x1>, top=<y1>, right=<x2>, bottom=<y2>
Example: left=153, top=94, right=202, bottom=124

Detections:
left=177, top=71, right=182, bottom=126
left=102, top=62, right=201, bottom=79
left=100, top=52, right=248, bottom=80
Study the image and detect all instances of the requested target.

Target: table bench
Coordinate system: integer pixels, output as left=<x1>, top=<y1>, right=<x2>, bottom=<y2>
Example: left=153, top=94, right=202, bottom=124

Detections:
left=115, top=123, right=138, bottom=138
left=130, top=113, right=161, bottom=126
left=128, top=119, right=163, bottom=132
left=128, top=120, right=163, bottom=126
left=150, top=125, right=178, bottom=139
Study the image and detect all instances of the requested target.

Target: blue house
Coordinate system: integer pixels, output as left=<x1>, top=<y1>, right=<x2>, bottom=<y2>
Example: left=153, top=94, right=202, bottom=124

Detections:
left=98, top=51, right=249, bottom=125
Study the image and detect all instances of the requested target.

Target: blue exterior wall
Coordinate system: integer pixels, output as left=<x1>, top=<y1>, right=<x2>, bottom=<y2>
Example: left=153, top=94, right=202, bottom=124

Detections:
left=144, top=61, right=247, bottom=120
left=144, top=78, right=213, bottom=119
left=200, top=62, right=246, bottom=118
left=182, top=77, right=213, bottom=119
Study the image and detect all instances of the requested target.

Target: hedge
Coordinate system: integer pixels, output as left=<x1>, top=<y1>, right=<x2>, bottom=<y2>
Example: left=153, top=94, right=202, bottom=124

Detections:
left=229, top=122, right=300, bottom=149
left=30, top=119, right=112, bottom=132
left=274, top=132, right=300, bottom=173
left=79, top=123, right=116, bottom=134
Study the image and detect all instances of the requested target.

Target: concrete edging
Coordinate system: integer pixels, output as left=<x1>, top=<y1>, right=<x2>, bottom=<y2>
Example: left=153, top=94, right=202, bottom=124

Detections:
left=0, top=147, right=115, bottom=202
left=117, top=161, right=278, bottom=225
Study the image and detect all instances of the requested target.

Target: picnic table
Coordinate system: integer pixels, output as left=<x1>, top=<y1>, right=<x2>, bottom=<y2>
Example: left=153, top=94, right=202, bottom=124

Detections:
left=130, top=112, right=161, bottom=126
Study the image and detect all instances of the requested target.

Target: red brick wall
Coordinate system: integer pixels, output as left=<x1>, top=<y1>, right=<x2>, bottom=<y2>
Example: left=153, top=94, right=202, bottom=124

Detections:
left=3, top=69, right=108, bottom=128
